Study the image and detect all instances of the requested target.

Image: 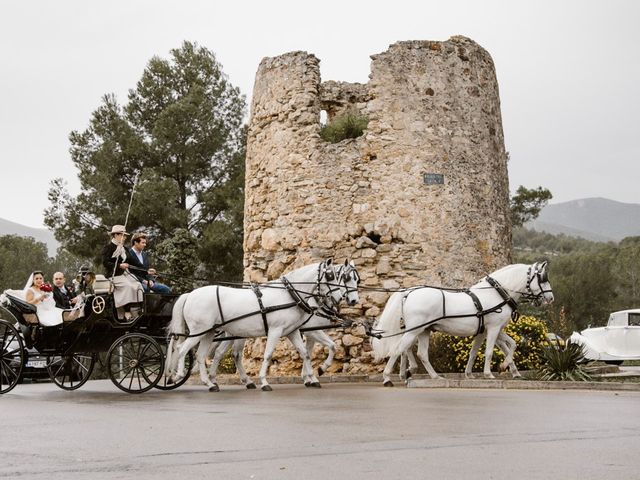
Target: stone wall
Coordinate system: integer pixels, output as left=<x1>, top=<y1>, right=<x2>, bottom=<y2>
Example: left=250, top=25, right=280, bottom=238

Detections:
left=242, top=37, right=511, bottom=376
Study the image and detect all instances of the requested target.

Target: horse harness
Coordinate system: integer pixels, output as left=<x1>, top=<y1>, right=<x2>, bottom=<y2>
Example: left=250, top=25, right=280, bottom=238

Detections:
left=368, top=276, right=520, bottom=340
left=174, top=263, right=347, bottom=340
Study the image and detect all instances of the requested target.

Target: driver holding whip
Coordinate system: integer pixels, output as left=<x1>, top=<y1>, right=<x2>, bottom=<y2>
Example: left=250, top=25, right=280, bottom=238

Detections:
left=102, top=225, right=144, bottom=320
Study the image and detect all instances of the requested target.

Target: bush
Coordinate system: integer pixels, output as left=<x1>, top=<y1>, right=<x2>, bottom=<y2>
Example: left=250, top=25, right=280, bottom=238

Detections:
left=320, top=111, right=368, bottom=143
left=538, top=341, right=592, bottom=381
left=427, top=315, right=549, bottom=373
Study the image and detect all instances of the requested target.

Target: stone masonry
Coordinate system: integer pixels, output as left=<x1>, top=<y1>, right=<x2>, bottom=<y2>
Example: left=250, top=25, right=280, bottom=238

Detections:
left=242, top=37, right=511, bottom=376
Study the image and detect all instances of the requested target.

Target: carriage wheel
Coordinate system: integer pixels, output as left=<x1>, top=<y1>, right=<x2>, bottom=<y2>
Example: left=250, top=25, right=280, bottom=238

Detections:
left=155, top=349, right=194, bottom=390
left=47, top=353, right=96, bottom=391
left=0, top=319, right=25, bottom=394
left=107, top=333, right=164, bottom=394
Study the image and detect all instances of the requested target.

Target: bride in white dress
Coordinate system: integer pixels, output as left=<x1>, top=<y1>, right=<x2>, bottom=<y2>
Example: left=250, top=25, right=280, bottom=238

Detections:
left=24, top=271, right=64, bottom=327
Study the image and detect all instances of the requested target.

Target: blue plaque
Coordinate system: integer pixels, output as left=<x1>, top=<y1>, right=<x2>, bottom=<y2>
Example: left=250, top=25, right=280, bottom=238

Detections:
left=423, top=173, right=444, bottom=185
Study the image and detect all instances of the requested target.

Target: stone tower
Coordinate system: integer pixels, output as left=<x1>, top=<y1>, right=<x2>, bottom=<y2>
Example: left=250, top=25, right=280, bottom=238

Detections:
left=243, top=37, right=511, bottom=375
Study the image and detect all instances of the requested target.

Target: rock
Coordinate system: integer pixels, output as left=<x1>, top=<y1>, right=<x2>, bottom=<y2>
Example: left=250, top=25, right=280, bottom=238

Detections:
left=342, top=334, right=364, bottom=347
left=261, top=229, right=280, bottom=251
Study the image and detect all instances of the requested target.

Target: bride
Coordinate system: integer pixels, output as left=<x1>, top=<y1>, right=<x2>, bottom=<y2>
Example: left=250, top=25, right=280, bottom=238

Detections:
left=24, top=271, right=64, bottom=327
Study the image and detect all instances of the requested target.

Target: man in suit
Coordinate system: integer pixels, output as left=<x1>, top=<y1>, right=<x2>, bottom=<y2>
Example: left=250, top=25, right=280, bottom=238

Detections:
left=126, top=232, right=171, bottom=294
left=52, top=272, right=77, bottom=309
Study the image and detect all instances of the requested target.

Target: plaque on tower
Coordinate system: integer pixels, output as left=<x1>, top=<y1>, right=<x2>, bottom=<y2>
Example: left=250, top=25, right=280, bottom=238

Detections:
left=423, top=173, right=444, bottom=185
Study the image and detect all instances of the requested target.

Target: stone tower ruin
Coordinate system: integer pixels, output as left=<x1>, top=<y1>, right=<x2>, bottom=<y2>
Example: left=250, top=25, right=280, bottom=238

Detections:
left=242, top=36, right=511, bottom=375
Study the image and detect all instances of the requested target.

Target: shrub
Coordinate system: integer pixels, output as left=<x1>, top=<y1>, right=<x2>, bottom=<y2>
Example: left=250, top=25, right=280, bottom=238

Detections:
left=320, top=111, right=368, bottom=143
left=427, top=315, right=549, bottom=373
left=538, top=341, right=592, bottom=381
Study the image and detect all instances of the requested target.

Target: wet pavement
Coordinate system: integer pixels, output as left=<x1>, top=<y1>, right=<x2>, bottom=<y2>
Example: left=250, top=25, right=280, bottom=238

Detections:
left=2, top=380, right=639, bottom=479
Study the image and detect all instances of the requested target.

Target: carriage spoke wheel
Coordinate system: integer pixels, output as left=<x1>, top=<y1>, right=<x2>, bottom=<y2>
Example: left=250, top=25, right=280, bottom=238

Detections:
left=0, top=319, right=25, bottom=394
left=155, top=349, right=194, bottom=391
left=107, top=333, right=164, bottom=394
left=47, top=353, right=96, bottom=391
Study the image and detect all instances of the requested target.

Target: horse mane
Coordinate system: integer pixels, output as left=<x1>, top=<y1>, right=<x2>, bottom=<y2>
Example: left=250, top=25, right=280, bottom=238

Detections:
left=474, top=263, right=529, bottom=291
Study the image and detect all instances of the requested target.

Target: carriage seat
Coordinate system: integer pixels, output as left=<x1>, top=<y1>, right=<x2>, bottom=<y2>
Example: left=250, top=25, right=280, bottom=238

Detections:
left=93, top=274, right=113, bottom=294
left=2, top=290, right=80, bottom=324
left=1, top=290, right=38, bottom=324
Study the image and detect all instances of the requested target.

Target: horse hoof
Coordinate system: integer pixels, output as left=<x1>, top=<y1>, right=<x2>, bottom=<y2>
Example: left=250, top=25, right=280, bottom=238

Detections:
left=383, top=380, right=394, bottom=387
left=317, top=367, right=325, bottom=376
left=310, top=382, right=321, bottom=388
left=261, top=385, right=273, bottom=392
left=405, top=370, right=412, bottom=379
left=246, top=383, right=257, bottom=389
left=304, top=382, right=311, bottom=387
left=208, top=384, right=220, bottom=392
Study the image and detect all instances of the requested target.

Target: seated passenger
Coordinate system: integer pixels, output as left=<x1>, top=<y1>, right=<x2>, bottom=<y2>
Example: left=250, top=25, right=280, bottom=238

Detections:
left=74, top=265, right=96, bottom=295
left=102, top=225, right=144, bottom=320
left=52, top=271, right=78, bottom=309
left=24, top=271, right=63, bottom=327
left=126, top=232, right=171, bottom=294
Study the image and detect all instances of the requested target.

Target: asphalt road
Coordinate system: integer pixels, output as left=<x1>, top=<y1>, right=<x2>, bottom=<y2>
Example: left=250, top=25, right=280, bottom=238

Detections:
left=2, top=380, right=639, bottom=479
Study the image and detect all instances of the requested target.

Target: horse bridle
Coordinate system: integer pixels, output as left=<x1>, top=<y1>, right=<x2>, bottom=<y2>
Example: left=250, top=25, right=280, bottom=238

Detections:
left=315, top=261, right=360, bottom=309
left=523, top=262, right=552, bottom=305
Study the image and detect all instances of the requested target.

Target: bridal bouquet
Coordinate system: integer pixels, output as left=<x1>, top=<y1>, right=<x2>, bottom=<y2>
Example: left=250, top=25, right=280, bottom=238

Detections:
left=40, top=283, right=53, bottom=293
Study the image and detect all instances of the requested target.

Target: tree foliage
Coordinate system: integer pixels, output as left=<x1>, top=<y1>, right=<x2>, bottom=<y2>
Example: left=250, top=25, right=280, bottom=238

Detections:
left=510, top=185, right=553, bottom=228
left=514, top=227, right=640, bottom=334
left=45, top=42, right=246, bottom=286
left=0, top=235, right=86, bottom=291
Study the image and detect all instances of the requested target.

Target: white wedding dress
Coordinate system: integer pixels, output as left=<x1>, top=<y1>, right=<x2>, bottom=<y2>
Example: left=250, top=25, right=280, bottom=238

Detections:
left=27, top=287, right=63, bottom=327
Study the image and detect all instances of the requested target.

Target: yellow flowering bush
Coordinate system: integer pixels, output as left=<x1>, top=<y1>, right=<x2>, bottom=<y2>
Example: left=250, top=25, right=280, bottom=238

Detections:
left=427, top=316, right=549, bottom=373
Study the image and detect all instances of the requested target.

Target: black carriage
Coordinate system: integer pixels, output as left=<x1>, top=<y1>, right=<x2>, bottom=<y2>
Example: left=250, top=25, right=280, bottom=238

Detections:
left=0, top=285, right=193, bottom=394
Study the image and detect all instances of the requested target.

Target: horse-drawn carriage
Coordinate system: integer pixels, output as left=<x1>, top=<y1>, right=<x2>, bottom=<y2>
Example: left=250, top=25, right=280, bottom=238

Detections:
left=0, top=275, right=194, bottom=395
left=1, top=258, right=553, bottom=394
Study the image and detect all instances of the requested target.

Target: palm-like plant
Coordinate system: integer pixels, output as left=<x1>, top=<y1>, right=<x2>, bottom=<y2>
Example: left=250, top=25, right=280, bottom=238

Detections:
left=538, top=341, right=592, bottom=381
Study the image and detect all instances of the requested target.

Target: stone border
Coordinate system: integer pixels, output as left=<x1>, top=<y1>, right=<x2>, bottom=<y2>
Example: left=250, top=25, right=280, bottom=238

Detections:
left=407, top=378, right=640, bottom=392
left=204, top=373, right=640, bottom=392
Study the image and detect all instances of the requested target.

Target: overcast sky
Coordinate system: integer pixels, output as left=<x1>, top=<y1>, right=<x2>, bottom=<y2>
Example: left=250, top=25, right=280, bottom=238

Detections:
left=1, top=0, right=638, bottom=228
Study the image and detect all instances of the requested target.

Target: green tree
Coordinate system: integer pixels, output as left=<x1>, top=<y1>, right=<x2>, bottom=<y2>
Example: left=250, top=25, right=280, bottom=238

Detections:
left=548, top=247, right=617, bottom=331
left=510, top=186, right=553, bottom=228
left=0, top=235, right=52, bottom=291
left=45, top=41, right=246, bottom=286
left=613, top=236, right=640, bottom=308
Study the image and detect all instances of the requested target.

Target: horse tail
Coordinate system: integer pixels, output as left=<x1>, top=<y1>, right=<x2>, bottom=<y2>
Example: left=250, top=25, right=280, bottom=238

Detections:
left=372, top=292, right=404, bottom=361
left=165, top=293, right=189, bottom=375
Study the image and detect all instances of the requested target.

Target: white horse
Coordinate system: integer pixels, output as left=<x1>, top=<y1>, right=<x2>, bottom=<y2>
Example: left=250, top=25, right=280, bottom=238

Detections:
left=372, top=262, right=554, bottom=386
left=399, top=329, right=521, bottom=381
left=205, top=311, right=352, bottom=391
left=166, top=259, right=360, bottom=391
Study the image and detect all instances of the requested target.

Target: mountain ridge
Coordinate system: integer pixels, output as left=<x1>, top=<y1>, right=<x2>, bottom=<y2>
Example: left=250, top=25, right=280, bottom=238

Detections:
left=0, top=218, right=59, bottom=256
left=525, top=197, right=640, bottom=242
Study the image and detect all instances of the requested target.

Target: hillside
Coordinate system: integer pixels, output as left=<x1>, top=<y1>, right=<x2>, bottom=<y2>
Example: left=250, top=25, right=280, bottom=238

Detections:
left=0, top=218, right=59, bottom=256
left=526, top=197, right=640, bottom=242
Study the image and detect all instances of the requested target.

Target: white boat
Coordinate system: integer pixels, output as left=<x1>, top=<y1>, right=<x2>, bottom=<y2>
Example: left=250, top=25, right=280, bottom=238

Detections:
left=570, top=309, right=640, bottom=364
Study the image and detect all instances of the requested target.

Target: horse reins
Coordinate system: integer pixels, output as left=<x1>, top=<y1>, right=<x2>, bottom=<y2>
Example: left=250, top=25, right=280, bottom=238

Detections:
left=171, top=261, right=351, bottom=340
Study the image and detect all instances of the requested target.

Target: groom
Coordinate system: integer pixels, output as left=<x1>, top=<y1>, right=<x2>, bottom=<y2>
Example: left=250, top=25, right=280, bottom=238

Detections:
left=52, top=272, right=77, bottom=309
left=126, top=232, right=171, bottom=294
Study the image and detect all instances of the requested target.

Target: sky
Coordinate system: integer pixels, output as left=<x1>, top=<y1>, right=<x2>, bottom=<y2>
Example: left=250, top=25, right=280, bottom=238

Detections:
left=1, top=0, right=638, bottom=228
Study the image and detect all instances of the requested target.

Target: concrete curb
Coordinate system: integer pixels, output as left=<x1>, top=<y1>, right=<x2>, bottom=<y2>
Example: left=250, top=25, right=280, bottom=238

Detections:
left=407, top=378, right=640, bottom=391
left=202, top=373, right=640, bottom=392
